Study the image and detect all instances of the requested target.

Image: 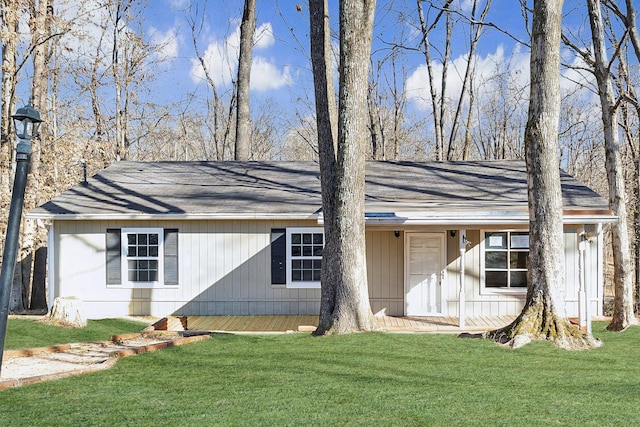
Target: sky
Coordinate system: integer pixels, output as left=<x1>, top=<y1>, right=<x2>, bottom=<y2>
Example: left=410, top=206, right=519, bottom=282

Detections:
left=142, top=0, right=528, bottom=106
left=137, top=0, right=601, bottom=116
left=12, top=0, right=608, bottom=130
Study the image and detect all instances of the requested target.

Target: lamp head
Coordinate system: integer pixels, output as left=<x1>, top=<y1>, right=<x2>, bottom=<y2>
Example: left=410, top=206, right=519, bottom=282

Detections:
left=12, top=103, right=43, bottom=140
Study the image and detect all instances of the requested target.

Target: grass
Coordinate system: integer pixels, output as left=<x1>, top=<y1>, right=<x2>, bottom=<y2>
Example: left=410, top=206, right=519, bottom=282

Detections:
left=4, top=317, right=148, bottom=349
left=1, top=320, right=639, bottom=426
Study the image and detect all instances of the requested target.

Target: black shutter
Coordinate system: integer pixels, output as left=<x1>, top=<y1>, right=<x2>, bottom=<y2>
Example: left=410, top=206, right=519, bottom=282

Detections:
left=106, top=229, right=121, bottom=284
left=271, top=228, right=286, bottom=285
left=164, top=229, right=179, bottom=285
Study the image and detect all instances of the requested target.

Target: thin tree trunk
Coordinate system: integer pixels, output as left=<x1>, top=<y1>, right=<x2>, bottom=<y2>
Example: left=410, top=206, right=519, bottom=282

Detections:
left=235, top=0, right=255, bottom=161
left=485, top=0, right=599, bottom=349
left=1, top=2, right=19, bottom=201
left=587, top=0, right=637, bottom=330
left=448, top=0, right=491, bottom=161
left=416, top=0, right=451, bottom=161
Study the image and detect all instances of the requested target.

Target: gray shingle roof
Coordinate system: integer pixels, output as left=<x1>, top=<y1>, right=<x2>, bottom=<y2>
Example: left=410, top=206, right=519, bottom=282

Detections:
left=28, top=160, right=612, bottom=222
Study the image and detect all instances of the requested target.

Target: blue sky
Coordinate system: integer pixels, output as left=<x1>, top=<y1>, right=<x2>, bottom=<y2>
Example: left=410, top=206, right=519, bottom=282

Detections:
left=12, top=0, right=605, bottom=126
left=132, top=0, right=540, bottom=115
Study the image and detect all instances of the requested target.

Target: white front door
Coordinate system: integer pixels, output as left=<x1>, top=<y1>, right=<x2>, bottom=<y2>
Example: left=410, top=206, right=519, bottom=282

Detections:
left=405, top=233, right=445, bottom=316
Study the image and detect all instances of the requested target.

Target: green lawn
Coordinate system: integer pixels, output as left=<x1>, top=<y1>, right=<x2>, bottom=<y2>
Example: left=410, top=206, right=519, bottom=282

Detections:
left=1, top=320, right=639, bottom=426
left=4, top=317, right=148, bottom=349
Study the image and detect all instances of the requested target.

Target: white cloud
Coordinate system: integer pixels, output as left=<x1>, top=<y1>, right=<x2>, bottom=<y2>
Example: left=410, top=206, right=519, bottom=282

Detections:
left=149, top=26, right=179, bottom=61
left=189, top=21, right=292, bottom=92
left=405, top=45, right=530, bottom=112
left=255, top=23, right=275, bottom=49
left=251, top=57, right=293, bottom=91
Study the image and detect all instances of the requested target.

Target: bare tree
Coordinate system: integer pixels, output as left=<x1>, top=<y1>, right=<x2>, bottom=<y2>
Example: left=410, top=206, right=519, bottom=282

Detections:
left=586, top=0, right=637, bottom=330
left=486, top=0, right=600, bottom=349
left=0, top=1, right=19, bottom=200
left=416, top=0, right=452, bottom=160
left=189, top=5, right=237, bottom=160
left=310, top=0, right=376, bottom=335
left=235, top=0, right=256, bottom=160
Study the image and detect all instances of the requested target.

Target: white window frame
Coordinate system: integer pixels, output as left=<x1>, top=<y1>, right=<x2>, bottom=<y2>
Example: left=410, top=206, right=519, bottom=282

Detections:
left=121, top=228, right=166, bottom=288
left=480, top=229, right=529, bottom=294
left=286, top=227, right=324, bottom=289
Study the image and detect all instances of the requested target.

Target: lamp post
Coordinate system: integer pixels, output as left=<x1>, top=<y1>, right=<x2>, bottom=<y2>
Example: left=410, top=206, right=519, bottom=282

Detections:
left=0, top=103, right=42, bottom=376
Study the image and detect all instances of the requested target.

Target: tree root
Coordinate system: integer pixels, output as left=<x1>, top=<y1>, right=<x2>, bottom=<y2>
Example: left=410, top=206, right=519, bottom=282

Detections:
left=483, top=311, right=602, bottom=350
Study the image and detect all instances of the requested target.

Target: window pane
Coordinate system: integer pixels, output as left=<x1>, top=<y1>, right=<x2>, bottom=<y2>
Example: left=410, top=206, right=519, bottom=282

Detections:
left=292, top=260, right=301, bottom=269
left=291, top=234, right=301, bottom=244
left=485, top=232, right=507, bottom=249
left=510, top=232, right=529, bottom=249
left=149, top=234, right=158, bottom=245
left=303, top=270, right=312, bottom=281
left=292, top=270, right=301, bottom=281
left=292, top=246, right=301, bottom=257
left=303, top=233, right=312, bottom=244
left=485, top=252, right=507, bottom=269
left=149, top=246, right=158, bottom=257
left=313, top=233, right=323, bottom=245
left=139, top=247, right=148, bottom=257
left=302, top=246, right=312, bottom=256
left=313, top=247, right=323, bottom=256
left=510, top=271, right=527, bottom=287
left=127, top=246, right=137, bottom=257
left=510, top=251, right=529, bottom=269
left=486, top=271, right=507, bottom=288
left=139, top=234, right=148, bottom=245
left=128, top=234, right=137, bottom=245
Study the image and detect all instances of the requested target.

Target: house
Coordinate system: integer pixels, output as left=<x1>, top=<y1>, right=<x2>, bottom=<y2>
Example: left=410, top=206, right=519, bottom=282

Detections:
left=27, top=161, right=615, bottom=325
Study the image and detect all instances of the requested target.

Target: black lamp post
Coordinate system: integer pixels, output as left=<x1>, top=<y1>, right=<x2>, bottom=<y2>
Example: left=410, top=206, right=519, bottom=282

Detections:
left=0, top=103, right=42, bottom=376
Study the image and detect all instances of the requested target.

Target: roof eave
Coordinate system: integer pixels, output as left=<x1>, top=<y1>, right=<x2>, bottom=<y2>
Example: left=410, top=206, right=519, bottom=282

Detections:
left=26, top=212, right=321, bottom=221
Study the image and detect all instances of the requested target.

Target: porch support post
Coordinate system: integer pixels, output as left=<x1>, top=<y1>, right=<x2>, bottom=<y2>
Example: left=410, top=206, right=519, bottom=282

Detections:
left=577, top=226, right=587, bottom=332
left=458, top=229, right=466, bottom=328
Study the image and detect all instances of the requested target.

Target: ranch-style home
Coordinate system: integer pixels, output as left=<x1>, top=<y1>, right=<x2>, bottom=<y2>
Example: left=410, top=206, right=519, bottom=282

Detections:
left=27, top=161, right=614, bottom=324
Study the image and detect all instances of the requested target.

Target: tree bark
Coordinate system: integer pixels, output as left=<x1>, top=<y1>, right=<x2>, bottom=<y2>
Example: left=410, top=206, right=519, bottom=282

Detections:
left=485, top=0, right=599, bottom=349
left=587, top=0, right=637, bottom=331
left=309, top=0, right=339, bottom=334
left=1, top=1, right=18, bottom=203
left=311, top=0, right=376, bottom=335
left=235, top=0, right=256, bottom=161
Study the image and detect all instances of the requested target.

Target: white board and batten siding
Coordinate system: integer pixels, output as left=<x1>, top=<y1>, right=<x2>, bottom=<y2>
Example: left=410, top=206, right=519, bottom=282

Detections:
left=51, top=220, right=602, bottom=319
left=443, top=228, right=603, bottom=318
left=53, top=220, right=320, bottom=319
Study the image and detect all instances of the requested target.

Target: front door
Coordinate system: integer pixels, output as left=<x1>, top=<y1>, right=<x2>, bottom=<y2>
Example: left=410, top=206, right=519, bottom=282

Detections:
left=405, top=233, right=445, bottom=316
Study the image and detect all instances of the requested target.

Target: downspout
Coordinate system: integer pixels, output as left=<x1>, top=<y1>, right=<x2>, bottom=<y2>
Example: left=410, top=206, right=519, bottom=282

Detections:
left=47, top=221, right=55, bottom=312
left=578, top=226, right=587, bottom=332
left=458, top=230, right=466, bottom=328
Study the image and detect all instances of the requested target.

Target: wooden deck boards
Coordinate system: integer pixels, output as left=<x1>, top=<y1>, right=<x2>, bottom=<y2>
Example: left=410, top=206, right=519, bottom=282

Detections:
left=184, top=315, right=516, bottom=333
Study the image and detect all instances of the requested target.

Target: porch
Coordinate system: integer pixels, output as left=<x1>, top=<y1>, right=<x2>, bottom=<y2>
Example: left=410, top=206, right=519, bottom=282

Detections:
left=183, top=315, right=517, bottom=334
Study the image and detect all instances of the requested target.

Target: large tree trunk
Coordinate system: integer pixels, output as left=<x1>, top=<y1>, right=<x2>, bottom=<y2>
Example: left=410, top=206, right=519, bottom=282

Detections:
left=311, top=0, right=376, bottom=335
left=587, top=0, right=637, bottom=331
left=234, top=0, right=255, bottom=161
left=485, top=0, right=599, bottom=349
left=309, top=0, right=339, bottom=334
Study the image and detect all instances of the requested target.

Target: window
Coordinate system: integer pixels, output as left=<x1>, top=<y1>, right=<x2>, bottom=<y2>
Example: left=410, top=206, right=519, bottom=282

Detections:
left=482, top=231, right=529, bottom=291
left=271, top=227, right=324, bottom=288
left=125, top=230, right=161, bottom=283
left=106, top=228, right=179, bottom=288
